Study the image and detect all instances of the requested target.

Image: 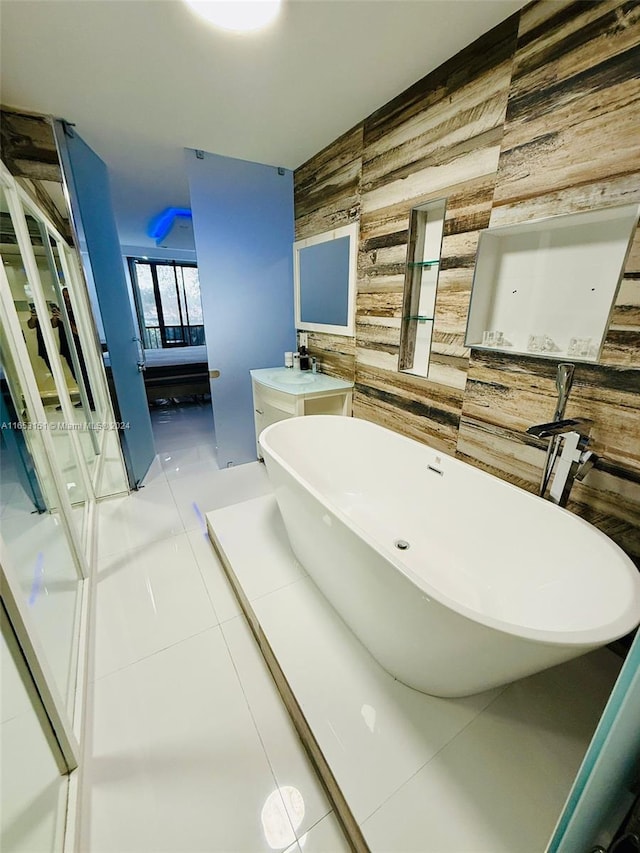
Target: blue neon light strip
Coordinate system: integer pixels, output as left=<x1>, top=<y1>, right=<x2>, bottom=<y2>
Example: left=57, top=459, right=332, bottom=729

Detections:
left=148, top=207, right=192, bottom=242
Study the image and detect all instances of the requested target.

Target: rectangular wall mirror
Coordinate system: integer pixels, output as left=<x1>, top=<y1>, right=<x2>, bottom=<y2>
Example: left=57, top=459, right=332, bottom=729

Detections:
left=293, top=222, right=357, bottom=337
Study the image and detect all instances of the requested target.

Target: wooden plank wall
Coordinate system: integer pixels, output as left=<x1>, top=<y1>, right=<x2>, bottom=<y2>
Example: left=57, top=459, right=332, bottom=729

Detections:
left=294, top=124, right=363, bottom=381
left=294, top=0, right=640, bottom=563
left=458, top=0, right=640, bottom=563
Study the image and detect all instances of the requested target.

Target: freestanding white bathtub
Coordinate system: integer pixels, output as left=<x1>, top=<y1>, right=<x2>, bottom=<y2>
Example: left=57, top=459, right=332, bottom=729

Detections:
left=259, top=415, right=640, bottom=697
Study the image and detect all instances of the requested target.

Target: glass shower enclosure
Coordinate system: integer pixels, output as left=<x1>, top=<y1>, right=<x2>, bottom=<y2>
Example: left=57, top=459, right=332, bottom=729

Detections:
left=0, top=153, right=127, bottom=852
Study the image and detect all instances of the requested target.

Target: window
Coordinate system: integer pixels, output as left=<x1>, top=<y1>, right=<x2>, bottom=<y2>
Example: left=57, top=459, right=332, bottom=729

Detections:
left=128, top=258, right=205, bottom=349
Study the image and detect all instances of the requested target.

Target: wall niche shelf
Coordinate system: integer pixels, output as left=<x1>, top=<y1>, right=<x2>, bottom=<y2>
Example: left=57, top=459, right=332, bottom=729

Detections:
left=464, top=203, right=640, bottom=363
left=399, top=198, right=446, bottom=376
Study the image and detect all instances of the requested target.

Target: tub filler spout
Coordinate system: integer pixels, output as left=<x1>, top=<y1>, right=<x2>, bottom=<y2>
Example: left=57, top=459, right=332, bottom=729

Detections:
left=527, top=418, right=597, bottom=507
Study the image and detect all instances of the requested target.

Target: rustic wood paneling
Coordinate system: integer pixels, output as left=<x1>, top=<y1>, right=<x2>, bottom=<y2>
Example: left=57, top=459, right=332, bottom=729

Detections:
left=353, top=364, right=463, bottom=453
left=294, top=123, right=363, bottom=240
left=293, top=124, right=363, bottom=381
left=457, top=350, right=640, bottom=561
left=458, top=0, right=640, bottom=561
left=0, top=108, right=73, bottom=242
left=602, top=228, right=640, bottom=368
left=293, top=0, right=640, bottom=569
left=364, top=15, right=520, bottom=147
left=0, top=108, right=61, bottom=182
left=493, top=1, right=640, bottom=210
left=355, top=16, right=518, bottom=420
left=305, top=330, right=356, bottom=382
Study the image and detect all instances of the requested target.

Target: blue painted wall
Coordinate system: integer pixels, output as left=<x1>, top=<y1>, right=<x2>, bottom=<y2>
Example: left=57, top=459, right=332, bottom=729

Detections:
left=186, top=150, right=295, bottom=466
left=56, top=123, right=155, bottom=486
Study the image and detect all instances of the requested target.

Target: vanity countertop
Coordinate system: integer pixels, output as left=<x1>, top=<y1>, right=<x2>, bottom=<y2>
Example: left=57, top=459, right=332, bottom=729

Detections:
left=251, top=367, right=353, bottom=397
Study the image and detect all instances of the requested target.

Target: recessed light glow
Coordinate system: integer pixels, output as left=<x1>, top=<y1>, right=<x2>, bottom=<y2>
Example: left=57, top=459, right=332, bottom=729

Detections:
left=183, top=0, right=281, bottom=33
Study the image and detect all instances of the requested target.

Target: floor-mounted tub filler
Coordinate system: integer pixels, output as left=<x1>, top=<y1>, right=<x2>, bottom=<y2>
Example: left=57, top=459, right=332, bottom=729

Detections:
left=259, top=415, right=640, bottom=697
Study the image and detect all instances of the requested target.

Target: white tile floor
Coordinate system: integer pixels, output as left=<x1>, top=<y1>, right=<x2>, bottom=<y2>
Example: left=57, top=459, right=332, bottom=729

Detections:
left=83, top=402, right=350, bottom=852
left=207, top=493, right=623, bottom=853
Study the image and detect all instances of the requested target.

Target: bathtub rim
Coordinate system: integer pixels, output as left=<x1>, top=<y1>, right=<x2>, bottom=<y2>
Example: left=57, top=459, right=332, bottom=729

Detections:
left=259, top=415, right=640, bottom=648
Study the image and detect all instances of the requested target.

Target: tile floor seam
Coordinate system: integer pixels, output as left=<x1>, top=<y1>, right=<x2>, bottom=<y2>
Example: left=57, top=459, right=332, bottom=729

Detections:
left=245, top=572, right=310, bottom=608
left=220, top=611, right=333, bottom=811
left=91, top=622, right=223, bottom=684
left=98, top=485, right=180, bottom=507
left=185, top=530, right=224, bottom=626
left=97, top=525, right=190, bottom=563
left=300, top=810, right=342, bottom=843
left=358, top=683, right=512, bottom=828
left=97, top=526, right=193, bottom=561
left=165, top=485, right=224, bottom=530
left=216, top=614, right=302, bottom=846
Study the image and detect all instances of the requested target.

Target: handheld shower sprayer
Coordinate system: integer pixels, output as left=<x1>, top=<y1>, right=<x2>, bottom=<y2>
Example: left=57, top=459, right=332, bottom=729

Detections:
left=554, top=363, right=575, bottom=421
left=539, top=363, right=576, bottom=497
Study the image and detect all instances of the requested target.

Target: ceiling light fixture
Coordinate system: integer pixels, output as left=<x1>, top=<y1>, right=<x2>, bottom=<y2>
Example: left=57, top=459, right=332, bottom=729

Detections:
left=183, top=0, right=282, bottom=34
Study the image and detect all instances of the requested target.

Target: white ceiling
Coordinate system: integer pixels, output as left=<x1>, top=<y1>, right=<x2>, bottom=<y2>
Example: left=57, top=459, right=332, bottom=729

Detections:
left=1, top=0, right=525, bottom=247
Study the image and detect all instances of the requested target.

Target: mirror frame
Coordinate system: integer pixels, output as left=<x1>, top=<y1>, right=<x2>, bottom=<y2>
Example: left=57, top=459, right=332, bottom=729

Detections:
left=293, top=222, right=358, bottom=337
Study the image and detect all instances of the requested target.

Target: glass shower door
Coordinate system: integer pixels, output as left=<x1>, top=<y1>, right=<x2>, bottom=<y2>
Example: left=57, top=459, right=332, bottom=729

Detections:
left=0, top=333, right=83, bottom=714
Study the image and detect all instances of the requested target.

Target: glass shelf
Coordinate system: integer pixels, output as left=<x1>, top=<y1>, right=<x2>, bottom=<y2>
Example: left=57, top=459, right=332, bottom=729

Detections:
left=399, top=198, right=446, bottom=376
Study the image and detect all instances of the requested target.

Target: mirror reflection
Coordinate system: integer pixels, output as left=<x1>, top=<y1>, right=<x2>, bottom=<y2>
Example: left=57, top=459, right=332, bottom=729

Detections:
left=1, top=189, right=88, bottom=506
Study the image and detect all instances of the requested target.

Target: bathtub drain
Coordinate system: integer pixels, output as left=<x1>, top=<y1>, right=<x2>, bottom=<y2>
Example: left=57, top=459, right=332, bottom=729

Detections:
left=395, top=539, right=410, bottom=551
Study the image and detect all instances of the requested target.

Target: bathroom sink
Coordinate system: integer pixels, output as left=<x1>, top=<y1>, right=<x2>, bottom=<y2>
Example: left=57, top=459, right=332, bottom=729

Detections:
left=270, top=372, right=317, bottom=386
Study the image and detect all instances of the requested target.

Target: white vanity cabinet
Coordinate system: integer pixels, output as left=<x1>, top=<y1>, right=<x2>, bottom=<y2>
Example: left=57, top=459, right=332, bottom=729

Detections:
left=250, top=367, right=353, bottom=459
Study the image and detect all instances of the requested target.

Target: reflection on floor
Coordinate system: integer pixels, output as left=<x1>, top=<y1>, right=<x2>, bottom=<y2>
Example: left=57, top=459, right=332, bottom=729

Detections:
left=208, top=495, right=623, bottom=853
left=82, top=400, right=350, bottom=851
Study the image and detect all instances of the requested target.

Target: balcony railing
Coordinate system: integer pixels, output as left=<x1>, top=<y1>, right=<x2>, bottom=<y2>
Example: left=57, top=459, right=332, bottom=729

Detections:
left=143, top=325, right=205, bottom=349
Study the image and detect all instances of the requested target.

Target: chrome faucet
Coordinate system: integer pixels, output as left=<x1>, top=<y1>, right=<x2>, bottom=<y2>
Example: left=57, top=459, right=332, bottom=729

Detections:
left=526, top=417, right=597, bottom=507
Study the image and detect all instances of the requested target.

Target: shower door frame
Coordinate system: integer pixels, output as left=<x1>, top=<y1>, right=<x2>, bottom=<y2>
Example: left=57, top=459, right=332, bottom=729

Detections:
left=0, top=163, right=101, bottom=852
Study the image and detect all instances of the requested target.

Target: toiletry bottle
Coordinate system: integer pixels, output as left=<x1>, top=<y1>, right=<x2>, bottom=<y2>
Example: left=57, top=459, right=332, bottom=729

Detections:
left=299, top=345, right=310, bottom=371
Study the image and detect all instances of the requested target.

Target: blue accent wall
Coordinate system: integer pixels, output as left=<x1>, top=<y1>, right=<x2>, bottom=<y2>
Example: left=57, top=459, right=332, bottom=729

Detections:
left=186, top=150, right=295, bottom=466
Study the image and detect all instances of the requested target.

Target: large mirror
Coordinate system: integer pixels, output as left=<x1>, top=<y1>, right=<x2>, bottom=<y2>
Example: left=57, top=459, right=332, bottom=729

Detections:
left=293, top=222, right=357, bottom=336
